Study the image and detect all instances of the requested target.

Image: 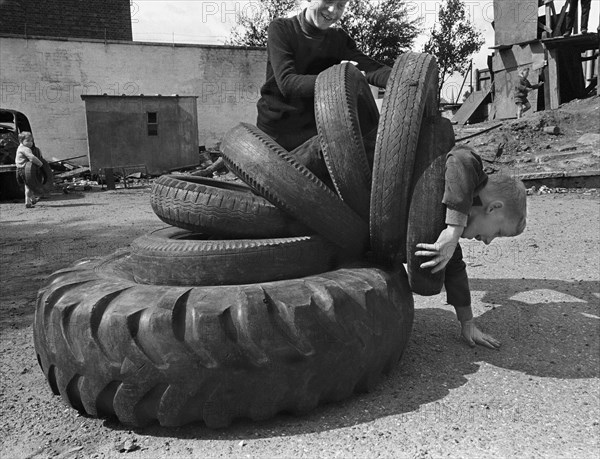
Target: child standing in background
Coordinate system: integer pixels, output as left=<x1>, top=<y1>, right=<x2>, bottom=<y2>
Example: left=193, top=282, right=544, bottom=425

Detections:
left=514, top=67, right=543, bottom=119
left=15, top=131, right=44, bottom=208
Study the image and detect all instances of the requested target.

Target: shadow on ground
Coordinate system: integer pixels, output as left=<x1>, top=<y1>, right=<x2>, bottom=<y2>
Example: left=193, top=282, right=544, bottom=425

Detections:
left=89, top=277, right=600, bottom=440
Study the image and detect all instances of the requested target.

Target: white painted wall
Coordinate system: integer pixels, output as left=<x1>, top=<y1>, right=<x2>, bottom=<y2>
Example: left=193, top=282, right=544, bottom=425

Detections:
left=0, top=36, right=266, bottom=164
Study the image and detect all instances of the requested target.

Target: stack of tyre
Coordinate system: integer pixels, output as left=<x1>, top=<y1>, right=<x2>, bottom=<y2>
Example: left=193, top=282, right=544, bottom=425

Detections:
left=34, top=53, right=454, bottom=428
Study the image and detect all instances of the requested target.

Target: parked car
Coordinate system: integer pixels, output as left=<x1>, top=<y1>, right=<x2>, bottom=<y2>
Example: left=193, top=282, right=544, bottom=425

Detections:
left=0, top=109, right=33, bottom=162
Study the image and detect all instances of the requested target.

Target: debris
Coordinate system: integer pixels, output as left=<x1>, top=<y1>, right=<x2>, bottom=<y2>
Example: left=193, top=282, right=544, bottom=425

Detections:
left=198, top=150, right=213, bottom=168
left=577, top=133, right=600, bottom=146
left=538, top=185, right=551, bottom=194
left=238, top=440, right=247, bottom=448
left=189, top=157, right=226, bottom=177
left=116, top=438, right=139, bottom=453
left=23, top=446, right=46, bottom=459
left=543, top=126, right=560, bottom=135
left=55, top=446, right=84, bottom=458
left=455, top=123, right=503, bottom=142
left=495, top=142, right=505, bottom=158
left=55, top=167, right=91, bottom=180
left=558, top=145, right=577, bottom=152
left=511, top=122, right=527, bottom=131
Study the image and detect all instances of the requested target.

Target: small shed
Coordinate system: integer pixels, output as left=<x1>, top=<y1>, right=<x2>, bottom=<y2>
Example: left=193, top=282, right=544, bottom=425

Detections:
left=81, top=95, right=199, bottom=175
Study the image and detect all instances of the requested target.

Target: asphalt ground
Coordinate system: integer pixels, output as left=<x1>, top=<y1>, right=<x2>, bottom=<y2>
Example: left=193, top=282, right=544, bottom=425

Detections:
left=0, top=188, right=598, bottom=458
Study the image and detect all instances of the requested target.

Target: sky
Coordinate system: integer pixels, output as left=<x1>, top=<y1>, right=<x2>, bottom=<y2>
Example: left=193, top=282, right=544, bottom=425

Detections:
left=130, top=0, right=600, bottom=102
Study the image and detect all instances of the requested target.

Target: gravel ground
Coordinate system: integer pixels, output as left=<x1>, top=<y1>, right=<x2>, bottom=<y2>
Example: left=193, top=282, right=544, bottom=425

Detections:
left=0, top=185, right=598, bottom=459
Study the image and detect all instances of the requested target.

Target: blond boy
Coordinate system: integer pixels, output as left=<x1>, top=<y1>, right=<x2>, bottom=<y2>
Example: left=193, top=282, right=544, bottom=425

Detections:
left=15, top=131, right=44, bottom=208
left=416, top=146, right=527, bottom=349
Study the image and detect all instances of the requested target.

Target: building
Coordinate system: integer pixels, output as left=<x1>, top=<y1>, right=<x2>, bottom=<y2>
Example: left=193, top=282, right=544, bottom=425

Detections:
left=454, top=0, right=599, bottom=124
left=0, top=37, right=266, bottom=166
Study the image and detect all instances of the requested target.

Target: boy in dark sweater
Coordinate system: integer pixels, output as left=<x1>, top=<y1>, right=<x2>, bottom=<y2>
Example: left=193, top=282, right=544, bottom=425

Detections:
left=256, top=0, right=390, bottom=151
left=415, top=146, right=527, bottom=349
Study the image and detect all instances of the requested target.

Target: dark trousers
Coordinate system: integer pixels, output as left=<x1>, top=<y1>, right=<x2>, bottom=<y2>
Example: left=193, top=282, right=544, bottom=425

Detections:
left=566, top=0, right=591, bottom=32
left=277, top=126, right=378, bottom=185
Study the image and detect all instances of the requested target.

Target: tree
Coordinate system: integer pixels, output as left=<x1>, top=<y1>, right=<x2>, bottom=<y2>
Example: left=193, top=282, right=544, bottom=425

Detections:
left=423, top=0, right=484, bottom=98
left=338, top=0, right=421, bottom=67
left=227, top=0, right=298, bottom=47
left=227, top=0, right=421, bottom=66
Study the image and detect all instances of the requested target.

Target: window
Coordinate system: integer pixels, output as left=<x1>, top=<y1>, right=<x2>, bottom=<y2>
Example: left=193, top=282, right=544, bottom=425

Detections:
left=147, top=112, right=158, bottom=136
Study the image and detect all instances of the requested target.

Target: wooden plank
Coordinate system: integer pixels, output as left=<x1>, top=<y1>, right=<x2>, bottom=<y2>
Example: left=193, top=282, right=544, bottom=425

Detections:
left=544, top=3, right=553, bottom=38
left=547, top=48, right=561, bottom=108
left=531, top=68, right=543, bottom=112
left=451, top=88, right=491, bottom=125
left=493, top=0, right=539, bottom=45
left=543, top=65, right=552, bottom=109
left=553, top=1, right=570, bottom=37
left=56, top=167, right=90, bottom=179
left=598, top=54, right=600, bottom=96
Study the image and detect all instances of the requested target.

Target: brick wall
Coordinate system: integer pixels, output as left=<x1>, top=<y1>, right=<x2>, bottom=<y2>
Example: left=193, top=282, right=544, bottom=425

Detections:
left=0, top=0, right=132, bottom=41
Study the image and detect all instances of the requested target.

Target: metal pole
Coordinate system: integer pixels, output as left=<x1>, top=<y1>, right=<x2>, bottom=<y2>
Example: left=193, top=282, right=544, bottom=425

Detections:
left=470, top=60, right=473, bottom=93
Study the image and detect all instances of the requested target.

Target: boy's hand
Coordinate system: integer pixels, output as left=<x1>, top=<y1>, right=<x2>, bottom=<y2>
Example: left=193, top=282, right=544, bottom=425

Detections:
left=461, top=319, right=501, bottom=349
left=415, top=225, right=462, bottom=273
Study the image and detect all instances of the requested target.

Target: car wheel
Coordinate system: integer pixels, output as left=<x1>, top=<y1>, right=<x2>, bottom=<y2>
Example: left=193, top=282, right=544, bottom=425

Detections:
left=150, top=175, right=309, bottom=238
left=406, top=116, right=456, bottom=295
left=370, top=52, right=439, bottom=265
left=315, top=62, right=379, bottom=221
left=129, top=227, right=339, bottom=286
left=221, top=123, right=368, bottom=255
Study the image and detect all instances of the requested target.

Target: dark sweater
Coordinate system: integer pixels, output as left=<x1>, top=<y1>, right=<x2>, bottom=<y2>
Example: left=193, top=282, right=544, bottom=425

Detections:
left=513, top=76, right=539, bottom=103
left=443, top=147, right=488, bottom=315
left=256, top=10, right=391, bottom=150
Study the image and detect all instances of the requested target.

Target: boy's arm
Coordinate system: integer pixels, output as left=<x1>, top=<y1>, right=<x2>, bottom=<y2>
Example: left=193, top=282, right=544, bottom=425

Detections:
left=445, top=245, right=501, bottom=350
left=19, top=146, right=43, bottom=167
left=415, top=224, right=462, bottom=273
left=33, top=146, right=44, bottom=160
left=342, top=33, right=391, bottom=88
left=267, top=20, right=318, bottom=98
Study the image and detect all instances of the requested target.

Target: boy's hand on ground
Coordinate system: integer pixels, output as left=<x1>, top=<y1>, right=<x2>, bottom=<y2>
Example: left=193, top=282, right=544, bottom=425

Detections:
left=460, top=319, right=501, bottom=350
left=415, top=225, right=462, bottom=273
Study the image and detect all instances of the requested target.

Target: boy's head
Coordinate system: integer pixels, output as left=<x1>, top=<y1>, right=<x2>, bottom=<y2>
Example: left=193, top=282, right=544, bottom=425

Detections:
left=18, top=131, right=34, bottom=148
left=306, top=0, right=350, bottom=29
left=518, top=67, right=530, bottom=78
left=462, top=174, right=527, bottom=244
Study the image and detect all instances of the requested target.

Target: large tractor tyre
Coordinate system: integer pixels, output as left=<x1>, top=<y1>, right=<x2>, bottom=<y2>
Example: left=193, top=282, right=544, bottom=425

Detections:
left=34, top=251, right=414, bottom=428
left=150, top=175, right=309, bottom=238
left=24, top=158, right=53, bottom=195
left=370, top=53, right=439, bottom=266
left=406, top=116, right=456, bottom=295
left=315, top=63, right=380, bottom=221
left=221, top=123, right=369, bottom=255
left=129, top=227, right=339, bottom=286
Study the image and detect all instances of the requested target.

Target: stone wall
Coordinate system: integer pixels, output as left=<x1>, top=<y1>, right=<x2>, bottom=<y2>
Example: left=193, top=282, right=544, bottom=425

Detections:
left=0, top=36, right=267, bottom=164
